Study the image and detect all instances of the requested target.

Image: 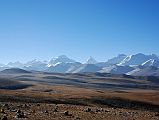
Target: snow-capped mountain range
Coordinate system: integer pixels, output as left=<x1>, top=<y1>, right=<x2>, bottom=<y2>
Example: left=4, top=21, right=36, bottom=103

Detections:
left=0, top=53, right=159, bottom=76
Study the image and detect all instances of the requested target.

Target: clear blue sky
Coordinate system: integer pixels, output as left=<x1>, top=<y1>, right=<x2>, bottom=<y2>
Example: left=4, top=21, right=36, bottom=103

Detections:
left=0, top=0, right=159, bottom=63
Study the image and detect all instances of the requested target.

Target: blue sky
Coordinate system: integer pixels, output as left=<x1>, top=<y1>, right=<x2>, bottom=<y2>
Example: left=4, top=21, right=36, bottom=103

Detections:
left=0, top=0, right=159, bottom=63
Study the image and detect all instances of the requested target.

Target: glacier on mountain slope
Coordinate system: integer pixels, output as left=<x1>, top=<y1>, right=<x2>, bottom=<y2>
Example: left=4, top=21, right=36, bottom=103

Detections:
left=100, top=65, right=134, bottom=74
left=118, top=53, right=159, bottom=66
left=45, top=62, right=82, bottom=73
left=142, top=59, right=155, bottom=67
left=142, top=59, right=159, bottom=68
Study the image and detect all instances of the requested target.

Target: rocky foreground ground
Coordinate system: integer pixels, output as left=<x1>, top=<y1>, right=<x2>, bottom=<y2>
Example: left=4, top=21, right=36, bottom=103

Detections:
left=0, top=102, right=159, bottom=120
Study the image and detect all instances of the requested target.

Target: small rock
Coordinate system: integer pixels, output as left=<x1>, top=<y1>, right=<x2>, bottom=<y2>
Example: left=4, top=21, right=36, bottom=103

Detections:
left=32, top=110, right=36, bottom=113
left=119, top=111, right=123, bottom=115
left=15, top=110, right=25, bottom=118
left=43, top=110, right=48, bottom=113
left=17, top=110, right=21, bottom=114
left=53, top=107, right=58, bottom=112
left=105, top=109, right=110, bottom=112
left=84, top=108, right=91, bottom=112
left=96, top=108, right=104, bottom=112
left=27, top=112, right=31, bottom=115
left=23, top=104, right=28, bottom=108
left=101, top=108, right=104, bottom=111
left=37, top=104, right=40, bottom=106
left=96, top=109, right=100, bottom=112
left=17, top=105, right=22, bottom=108
left=55, top=105, right=58, bottom=108
left=75, top=117, right=81, bottom=120
left=2, top=104, right=8, bottom=107
left=64, top=111, right=72, bottom=116
left=0, top=108, right=5, bottom=113
left=10, top=109, right=17, bottom=112
left=123, top=112, right=128, bottom=117
left=64, top=111, right=69, bottom=116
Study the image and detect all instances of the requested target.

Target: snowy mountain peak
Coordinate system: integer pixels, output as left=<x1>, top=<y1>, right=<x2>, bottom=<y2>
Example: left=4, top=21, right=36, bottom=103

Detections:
left=118, top=54, right=127, bottom=57
left=118, top=55, right=132, bottom=65
left=118, top=53, right=159, bottom=66
left=49, top=55, right=76, bottom=65
left=86, top=56, right=97, bottom=64
left=150, top=54, right=159, bottom=60
left=7, top=61, right=24, bottom=68
left=58, top=55, right=69, bottom=58
left=106, top=54, right=127, bottom=65
left=0, top=53, right=158, bottom=74
left=26, top=59, right=43, bottom=65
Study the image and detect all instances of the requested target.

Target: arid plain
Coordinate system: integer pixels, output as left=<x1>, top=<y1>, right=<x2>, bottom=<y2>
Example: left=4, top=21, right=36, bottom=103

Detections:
left=0, top=70, right=159, bottom=120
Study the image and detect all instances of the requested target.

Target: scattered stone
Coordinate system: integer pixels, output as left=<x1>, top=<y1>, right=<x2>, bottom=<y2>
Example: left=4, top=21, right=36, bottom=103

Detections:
left=96, top=109, right=100, bottom=112
left=17, top=105, right=21, bottom=108
left=27, top=112, right=31, bottom=115
left=64, top=111, right=69, bottom=116
left=37, top=104, right=40, bottom=106
left=43, top=110, right=48, bottom=113
left=10, top=109, right=17, bottom=112
left=119, top=111, right=123, bottom=115
left=96, top=108, right=104, bottom=112
left=1, top=116, right=7, bottom=120
left=17, top=110, right=21, bottom=113
left=122, top=112, right=128, bottom=117
left=105, top=109, right=110, bottom=112
left=74, top=117, right=81, bottom=120
left=53, top=107, right=58, bottom=112
left=32, top=110, right=36, bottom=113
left=84, top=108, right=91, bottom=112
left=0, top=108, right=5, bottom=113
left=15, top=110, right=25, bottom=118
left=64, top=111, right=72, bottom=116
left=96, top=109, right=99, bottom=112
left=101, top=108, right=104, bottom=112
left=2, top=104, right=8, bottom=107
left=28, top=104, right=32, bottom=107
left=55, top=105, right=58, bottom=108
left=23, top=104, right=28, bottom=108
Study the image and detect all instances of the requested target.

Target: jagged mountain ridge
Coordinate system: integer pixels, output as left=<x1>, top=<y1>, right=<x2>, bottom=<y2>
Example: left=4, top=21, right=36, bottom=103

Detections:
left=118, top=53, right=159, bottom=66
left=0, top=53, right=159, bottom=75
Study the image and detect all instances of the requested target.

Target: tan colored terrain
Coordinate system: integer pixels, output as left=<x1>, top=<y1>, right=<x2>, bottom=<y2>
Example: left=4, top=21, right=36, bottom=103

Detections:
left=0, top=72, right=159, bottom=119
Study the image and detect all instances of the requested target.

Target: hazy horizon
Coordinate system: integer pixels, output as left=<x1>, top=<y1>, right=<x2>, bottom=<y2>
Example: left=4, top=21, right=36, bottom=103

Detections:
left=0, top=0, right=159, bottom=63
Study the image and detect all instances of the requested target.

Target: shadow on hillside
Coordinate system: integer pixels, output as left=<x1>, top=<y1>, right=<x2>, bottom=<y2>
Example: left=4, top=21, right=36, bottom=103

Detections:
left=90, top=97, right=159, bottom=112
